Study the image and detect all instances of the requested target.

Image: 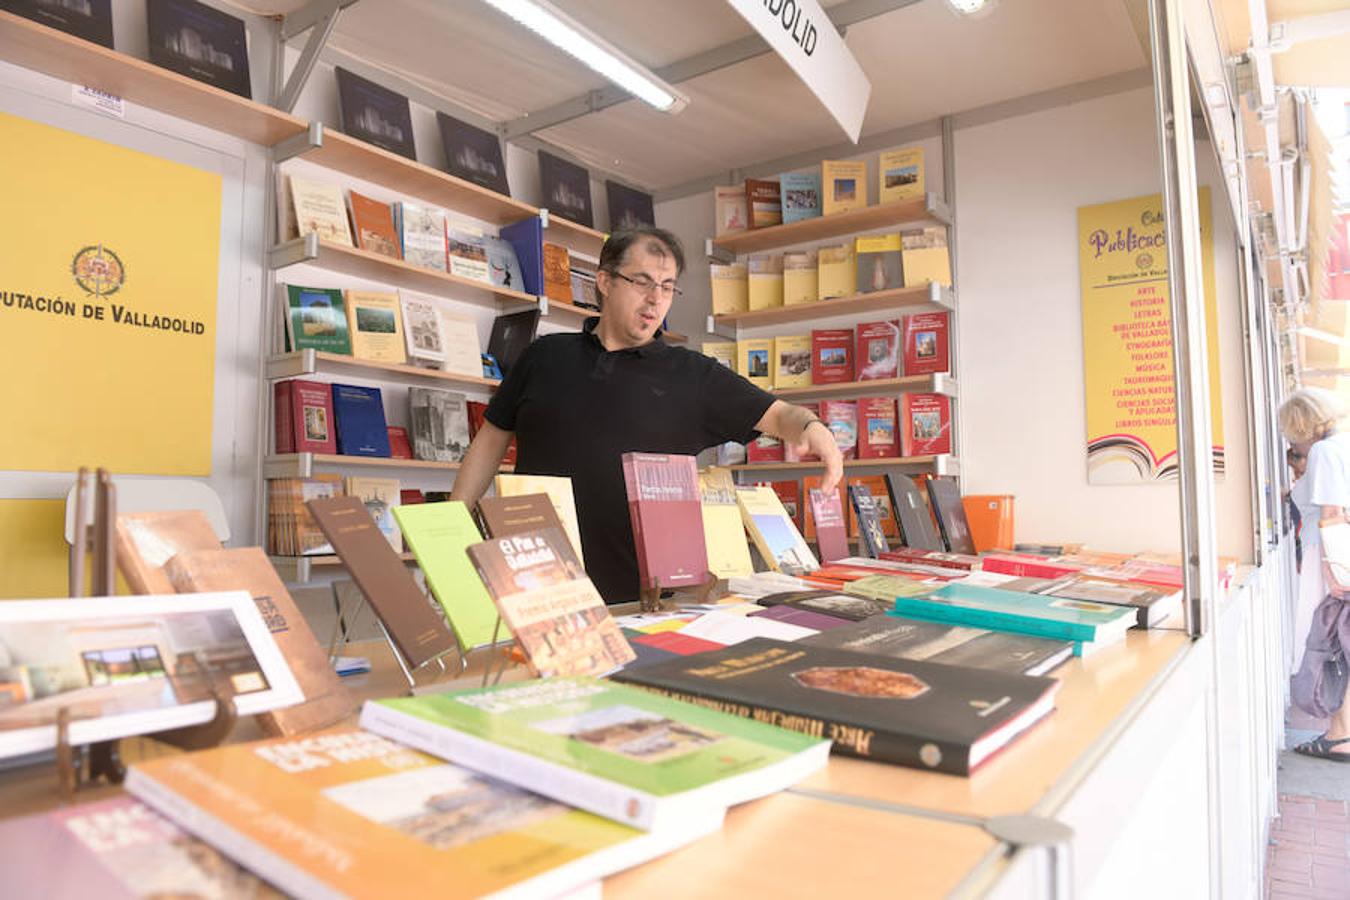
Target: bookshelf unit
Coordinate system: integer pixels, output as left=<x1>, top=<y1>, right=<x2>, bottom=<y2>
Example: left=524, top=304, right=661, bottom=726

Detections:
left=707, top=282, right=952, bottom=336
left=710, top=194, right=950, bottom=256
left=540, top=210, right=607, bottom=258
left=730, top=455, right=961, bottom=477
left=266, top=350, right=500, bottom=391
left=772, top=373, right=958, bottom=402
left=264, top=453, right=493, bottom=479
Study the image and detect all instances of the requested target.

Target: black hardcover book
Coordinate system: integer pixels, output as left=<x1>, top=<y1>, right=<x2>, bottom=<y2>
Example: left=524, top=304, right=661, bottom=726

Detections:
left=925, top=476, right=976, bottom=554
left=538, top=150, right=593, bottom=228
left=437, top=111, right=509, bottom=196
left=486, top=308, right=540, bottom=378
left=887, top=474, right=943, bottom=552
left=758, top=590, right=893, bottom=622
left=848, top=484, right=889, bottom=558
left=335, top=67, right=417, bottom=161
left=613, top=637, right=1059, bottom=775
left=146, top=0, right=251, bottom=98
left=605, top=180, right=655, bottom=230
left=4, top=0, right=113, bottom=47
left=801, top=614, right=1074, bottom=677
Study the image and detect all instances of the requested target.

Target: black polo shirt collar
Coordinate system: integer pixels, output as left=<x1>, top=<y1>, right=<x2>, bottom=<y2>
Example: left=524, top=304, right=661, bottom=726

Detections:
left=581, top=315, right=667, bottom=358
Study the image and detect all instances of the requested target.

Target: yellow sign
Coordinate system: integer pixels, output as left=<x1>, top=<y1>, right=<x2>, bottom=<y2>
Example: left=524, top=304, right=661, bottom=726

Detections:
left=0, top=113, right=221, bottom=474
left=1078, top=189, right=1223, bottom=484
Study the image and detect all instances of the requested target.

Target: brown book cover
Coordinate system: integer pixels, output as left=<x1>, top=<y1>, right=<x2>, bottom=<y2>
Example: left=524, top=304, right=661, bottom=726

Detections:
left=542, top=242, right=572, bottom=304
left=164, top=548, right=356, bottom=736
left=307, top=496, right=457, bottom=668
left=744, top=178, right=782, bottom=229
left=114, top=510, right=222, bottom=595
left=477, top=493, right=564, bottom=538
left=348, top=191, right=402, bottom=260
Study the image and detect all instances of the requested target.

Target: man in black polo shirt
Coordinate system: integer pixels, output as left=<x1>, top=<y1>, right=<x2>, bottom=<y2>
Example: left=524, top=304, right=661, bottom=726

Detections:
left=451, top=226, right=843, bottom=603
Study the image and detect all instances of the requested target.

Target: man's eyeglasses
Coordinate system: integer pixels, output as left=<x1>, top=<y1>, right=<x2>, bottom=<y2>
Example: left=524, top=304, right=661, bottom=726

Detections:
left=610, top=270, right=683, bottom=299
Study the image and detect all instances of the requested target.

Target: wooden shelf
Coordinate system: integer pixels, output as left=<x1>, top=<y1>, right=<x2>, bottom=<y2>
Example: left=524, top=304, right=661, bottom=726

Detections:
left=664, top=330, right=689, bottom=344
left=269, top=236, right=540, bottom=310
left=730, top=455, right=960, bottom=476
left=710, top=282, right=952, bottom=331
left=266, top=350, right=500, bottom=391
left=543, top=299, right=601, bottom=321
left=0, top=11, right=306, bottom=145
left=542, top=211, right=607, bottom=258
left=265, top=453, right=487, bottom=479
left=772, top=373, right=958, bottom=402
left=711, top=194, right=950, bottom=256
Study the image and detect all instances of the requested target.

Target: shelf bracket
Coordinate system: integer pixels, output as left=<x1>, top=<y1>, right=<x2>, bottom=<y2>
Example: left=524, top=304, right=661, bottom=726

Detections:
left=273, top=121, right=324, bottom=163
left=925, top=191, right=953, bottom=226
left=929, top=281, right=955, bottom=311
left=705, top=238, right=735, bottom=265
left=268, top=234, right=320, bottom=271
left=538, top=209, right=552, bottom=230
left=275, top=0, right=349, bottom=113
left=705, top=315, right=737, bottom=341
left=538, top=296, right=550, bottom=316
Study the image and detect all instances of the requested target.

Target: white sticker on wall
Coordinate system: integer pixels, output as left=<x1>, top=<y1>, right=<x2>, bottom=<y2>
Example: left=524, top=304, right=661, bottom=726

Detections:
left=73, top=85, right=125, bottom=118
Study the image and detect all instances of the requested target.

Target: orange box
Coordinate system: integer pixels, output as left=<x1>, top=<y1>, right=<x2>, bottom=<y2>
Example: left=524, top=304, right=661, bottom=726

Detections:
left=962, top=495, right=1014, bottom=552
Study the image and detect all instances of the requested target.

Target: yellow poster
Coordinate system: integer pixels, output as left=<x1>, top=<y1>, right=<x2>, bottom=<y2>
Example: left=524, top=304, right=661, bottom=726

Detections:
left=1078, top=188, right=1223, bottom=484
left=0, top=113, right=220, bottom=474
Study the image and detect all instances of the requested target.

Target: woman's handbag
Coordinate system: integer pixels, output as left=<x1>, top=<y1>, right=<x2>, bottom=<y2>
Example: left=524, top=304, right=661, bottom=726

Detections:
left=1292, top=593, right=1349, bottom=718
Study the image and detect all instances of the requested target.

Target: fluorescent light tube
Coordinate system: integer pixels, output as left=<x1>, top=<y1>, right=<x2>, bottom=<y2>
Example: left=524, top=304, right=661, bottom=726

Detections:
left=479, top=0, right=688, bottom=113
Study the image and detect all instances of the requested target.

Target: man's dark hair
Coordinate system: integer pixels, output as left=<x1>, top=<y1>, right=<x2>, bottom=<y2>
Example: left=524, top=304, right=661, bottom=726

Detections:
left=598, top=226, right=686, bottom=279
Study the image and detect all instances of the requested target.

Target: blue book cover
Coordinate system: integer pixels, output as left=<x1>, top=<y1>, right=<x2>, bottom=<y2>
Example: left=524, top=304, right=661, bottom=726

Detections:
left=890, top=583, right=1136, bottom=644
left=331, top=384, right=391, bottom=457
left=779, top=171, right=822, bottom=224
left=500, top=217, right=544, bottom=296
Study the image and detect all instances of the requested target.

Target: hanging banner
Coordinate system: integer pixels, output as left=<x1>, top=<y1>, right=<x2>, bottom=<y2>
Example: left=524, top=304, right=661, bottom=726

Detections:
left=1078, top=188, right=1223, bottom=484
left=0, top=112, right=221, bottom=474
left=724, top=0, right=871, bottom=143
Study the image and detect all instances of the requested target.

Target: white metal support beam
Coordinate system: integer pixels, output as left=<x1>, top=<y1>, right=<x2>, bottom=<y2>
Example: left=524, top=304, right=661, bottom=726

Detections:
left=274, top=0, right=357, bottom=113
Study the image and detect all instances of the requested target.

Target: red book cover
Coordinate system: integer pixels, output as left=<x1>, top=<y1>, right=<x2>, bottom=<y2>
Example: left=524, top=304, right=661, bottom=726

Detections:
left=980, top=554, right=1086, bottom=579
left=801, top=475, right=845, bottom=540
left=879, top=548, right=979, bottom=570
left=820, top=399, right=857, bottom=461
left=855, top=319, right=901, bottom=381
left=632, top=631, right=724, bottom=656
left=757, top=479, right=802, bottom=530
left=275, top=379, right=337, bottom=455
left=274, top=380, right=295, bottom=454
left=811, top=328, right=854, bottom=384
left=857, top=397, right=898, bottom=459
left=847, top=474, right=900, bottom=538
left=808, top=487, right=850, bottom=564
left=468, top=400, right=517, bottom=465
left=387, top=426, right=413, bottom=459
left=784, top=402, right=820, bottom=463
left=400, top=489, right=426, bottom=505
left=899, top=393, right=952, bottom=456
left=746, top=434, right=785, bottom=463
left=621, top=452, right=708, bottom=589
left=903, top=311, right=950, bottom=375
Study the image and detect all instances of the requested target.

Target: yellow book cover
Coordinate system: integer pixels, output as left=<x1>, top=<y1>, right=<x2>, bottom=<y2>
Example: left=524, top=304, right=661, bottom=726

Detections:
left=289, top=175, right=354, bottom=247
left=817, top=243, right=857, bottom=299
left=702, top=341, right=737, bottom=369
left=773, top=334, right=812, bottom=389
left=126, top=729, right=703, bottom=899
left=735, top=486, right=819, bottom=575
left=493, top=473, right=585, bottom=566
left=699, top=468, right=753, bottom=578
left=345, top=290, right=407, bottom=363
left=709, top=262, right=748, bottom=316
left=736, top=338, right=774, bottom=389
left=902, top=227, right=952, bottom=286
left=879, top=147, right=925, bottom=203
left=783, top=251, right=818, bottom=306
left=821, top=160, right=868, bottom=215
left=747, top=255, right=784, bottom=311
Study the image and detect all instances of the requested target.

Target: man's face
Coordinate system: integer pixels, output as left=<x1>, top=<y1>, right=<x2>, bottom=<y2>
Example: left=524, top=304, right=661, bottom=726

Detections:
left=596, top=241, right=678, bottom=348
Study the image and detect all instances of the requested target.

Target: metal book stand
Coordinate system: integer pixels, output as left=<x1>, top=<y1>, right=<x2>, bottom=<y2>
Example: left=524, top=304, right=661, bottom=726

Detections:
left=324, top=580, right=469, bottom=695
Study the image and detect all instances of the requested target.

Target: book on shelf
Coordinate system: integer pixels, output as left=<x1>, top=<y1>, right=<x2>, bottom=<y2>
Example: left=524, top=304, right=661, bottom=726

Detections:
left=282, top=285, right=350, bottom=355
left=892, top=582, right=1137, bottom=649
left=821, top=159, right=867, bottom=215
left=408, top=387, right=470, bottom=462
left=345, top=290, right=406, bottom=364
left=146, top=0, right=251, bottom=98
left=622, top=453, right=709, bottom=590
left=396, top=201, right=448, bottom=272
left=484, top=235, right=525, bottom=292
left=464, top=527, right=633, bottom=676
left=542, top=242, right=572, bottom=304
left=267, top=475, right=343, bottom=556
left=494, top=473, right=585, bottom=566
left=486, top=308, right=540, bottom=378
left=746, top=434, right=785, bottom=463
left=331, top=383, right=391, bottom=457
left=736, top=338, right=773, bottom=389
left=899, top=392, right=952, bottom=456
left=817, top=243, right=857, bottom=299
left=747, top=254, right=784, bottom=310
left=361, top=677, right=830, bottom=831
left=878, top=147, right=925, bottom=204
left=856, top=318, right=901, bottom=381
left=773, top=334, right=812, bottom=389
left=737, top=485, right=818, bottom=576
left=613, top=637, right=1058, bottom=775
left=808, top=486, right=850, bottom=563
left=5, top=0, right=113, bottom=47
left=398, top=292, right=446, bottom=367
left=702, top=341, right=737, bottom=370
left=901, top=226, right=952, bottom=287
left=714, top=184, right=749, bottom=235
left=348, top=190, right=402, bottom=260
left=926, top=476, right=976, bottom=554
left=307, top=495, right=459, bottom=668
left=676, top=610, right=816, bottom=646
left=710, top=262, right=749, bottom=316
left=538, top=150, right=594, bottom=228
left=606, top=180, right=656, bottom=229
left=759, top=479, right=801, bottom=529
left=0, top=795, right=286, bottom=898
left=393, top=502, right=500, bottom=651
left=344, top=475, right=403, bottom=552
left=698, top=467, right=754, bottom=579
left=855, top=234, right=904, bottom=294
left=499, top=216, right=544, bottom=296
left=163, top=547, right=357, bottom=735
left=288, top=176, right=353, bottom=247
left=273, top=379, right=336, bottom=456
left=857, top=397, right=899, bottom=460
left=745, top=178, right=783, bottom=229
left=466, top=400, right=516, bottom=465
left=963, top=494, right=1014, bottom=552
left=127, top=728, right=714, bottom=899
left=444, top=223, right=490, bottom=283
left=436, top=110, right=510, bottom=196
left=821, top=399, right=858, bottom=460
left=114, top=510, right=222, bottom=595
left=902, top=311, right=950, bottom=375
left=783, top=402, right=820, bottom=463
left=783, top=251, right=819, bottom=305
left=848, top=483, right=890, bottom=557
left=810, top=328, right=854, bottom=383
left=438, top=312, right=484, bottom=379
left=1034, top=574, right=1181, bottom=629
left=802, top=614, right=1074, bottom=677
left=387, top=426, right=413, bottom=459
left=570, top=266, right=599, bottom=309
left=335, top=66, right=417, bottom=161
left=780, top=170, right=822, bottom=223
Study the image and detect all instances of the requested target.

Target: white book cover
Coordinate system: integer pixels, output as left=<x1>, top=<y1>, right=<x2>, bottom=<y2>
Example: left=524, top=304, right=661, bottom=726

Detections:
left=399, top=202, right=448, bottom=271
left=288, top=176, right=353, bottom=247
left=399, top=292, right=447, bottom=367
left=439, top=313, right=484, bottom=378
left=676, top=610, right=817, bottom=646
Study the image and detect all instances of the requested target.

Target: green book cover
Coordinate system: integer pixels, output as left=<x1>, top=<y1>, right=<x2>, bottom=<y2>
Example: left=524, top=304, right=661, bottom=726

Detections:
left=844, top=575, right=938, bottom=602
left=286, top=285, right=352, bottom=354
left=891, top=582, right=1135, bottom=643
left=392, top=501, right=499, bottom=650
left=361, top=677, right=830, bottom=831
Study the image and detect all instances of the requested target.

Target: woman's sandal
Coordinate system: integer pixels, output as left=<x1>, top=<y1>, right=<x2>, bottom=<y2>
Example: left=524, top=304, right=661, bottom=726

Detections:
left=1294, top=733, right=1350, bottom=762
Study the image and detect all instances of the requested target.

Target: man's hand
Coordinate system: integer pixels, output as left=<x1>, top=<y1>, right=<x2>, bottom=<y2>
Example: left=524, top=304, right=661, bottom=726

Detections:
left=796, top=420, right=844, bottom=494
